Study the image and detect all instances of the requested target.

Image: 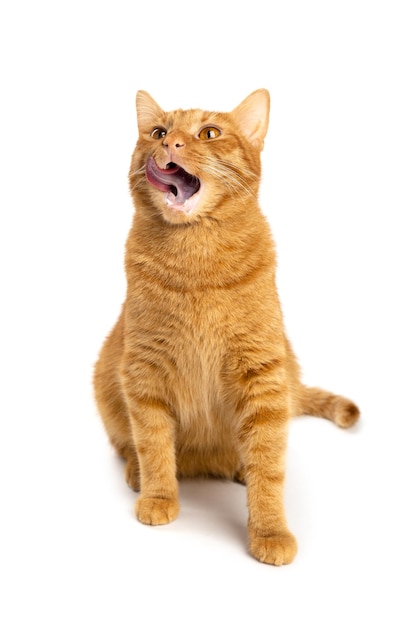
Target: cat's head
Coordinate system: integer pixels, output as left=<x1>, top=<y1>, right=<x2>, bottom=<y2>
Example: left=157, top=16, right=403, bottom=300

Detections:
left=129, top=90, right=270, bottom=224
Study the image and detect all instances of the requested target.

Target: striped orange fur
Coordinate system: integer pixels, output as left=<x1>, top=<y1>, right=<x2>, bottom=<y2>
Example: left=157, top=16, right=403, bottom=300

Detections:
left=94, top=90, right=359, bottom=565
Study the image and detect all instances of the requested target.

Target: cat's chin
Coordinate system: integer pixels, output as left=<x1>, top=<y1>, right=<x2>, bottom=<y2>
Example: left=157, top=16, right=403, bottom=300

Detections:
left=160, top=186, right=204, bottom=224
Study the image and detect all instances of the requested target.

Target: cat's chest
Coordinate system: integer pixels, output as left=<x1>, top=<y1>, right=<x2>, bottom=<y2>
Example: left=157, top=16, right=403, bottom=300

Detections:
left=133, top=288, right=232, bottom=424
left=171, top=299, right=227, bottom=404
left=174, top=333, right=224, bottom=424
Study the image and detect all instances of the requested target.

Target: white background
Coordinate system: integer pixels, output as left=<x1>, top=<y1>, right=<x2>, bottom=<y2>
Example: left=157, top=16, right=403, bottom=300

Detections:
left=1, top=1, right=416, bottom=624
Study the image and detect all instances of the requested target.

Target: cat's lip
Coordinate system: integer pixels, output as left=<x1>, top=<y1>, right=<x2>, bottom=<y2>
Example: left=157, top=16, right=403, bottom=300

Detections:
left=145, top=157, right=201, bottom=205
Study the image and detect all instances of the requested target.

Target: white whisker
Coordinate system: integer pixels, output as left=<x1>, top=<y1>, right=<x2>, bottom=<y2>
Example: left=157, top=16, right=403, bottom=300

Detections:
left=194, top=155, right=257, bottom=199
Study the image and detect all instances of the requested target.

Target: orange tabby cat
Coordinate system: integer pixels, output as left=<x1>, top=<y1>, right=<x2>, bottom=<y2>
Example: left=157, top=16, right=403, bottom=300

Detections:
left=93, top=89, right=359, bottom=565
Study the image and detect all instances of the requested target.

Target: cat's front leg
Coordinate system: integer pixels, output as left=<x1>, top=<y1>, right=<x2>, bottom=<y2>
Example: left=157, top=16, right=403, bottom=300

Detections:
left=124, top=393, right=179, bottom=526
left=236, top=392, right=297, bottom=566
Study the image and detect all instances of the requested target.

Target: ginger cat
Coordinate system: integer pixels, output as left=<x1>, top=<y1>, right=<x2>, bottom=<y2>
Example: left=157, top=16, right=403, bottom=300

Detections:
left=93, top=89, right=359, bottom=566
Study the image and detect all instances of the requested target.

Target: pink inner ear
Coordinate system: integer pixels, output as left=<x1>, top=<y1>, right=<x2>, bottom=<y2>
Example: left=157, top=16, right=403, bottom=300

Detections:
left=233, top=89, right=270, bottom=147
left=136, top=90, right=165, bottom=133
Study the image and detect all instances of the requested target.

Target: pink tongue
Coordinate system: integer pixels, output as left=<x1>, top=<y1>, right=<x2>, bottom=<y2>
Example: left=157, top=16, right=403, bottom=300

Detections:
left=145, top=157, right=200, bottom=203
left=145, top=158, right=180, bottom=192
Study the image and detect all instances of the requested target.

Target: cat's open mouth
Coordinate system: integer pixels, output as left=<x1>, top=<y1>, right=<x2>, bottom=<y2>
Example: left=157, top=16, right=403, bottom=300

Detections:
left=145, top=157, right=201, bottom=208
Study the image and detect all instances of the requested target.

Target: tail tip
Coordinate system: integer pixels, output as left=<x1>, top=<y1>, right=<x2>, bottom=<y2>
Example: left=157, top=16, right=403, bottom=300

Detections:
left=335, top=400, right=360, bottom=429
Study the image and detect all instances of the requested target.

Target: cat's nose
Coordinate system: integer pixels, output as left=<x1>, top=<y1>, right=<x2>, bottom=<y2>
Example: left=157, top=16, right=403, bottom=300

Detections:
left=162, top=133, right=186, bottom=151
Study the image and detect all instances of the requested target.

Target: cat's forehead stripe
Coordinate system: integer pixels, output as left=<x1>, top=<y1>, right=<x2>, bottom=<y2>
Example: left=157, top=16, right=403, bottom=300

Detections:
left=161, top=109, right=225, bottom=133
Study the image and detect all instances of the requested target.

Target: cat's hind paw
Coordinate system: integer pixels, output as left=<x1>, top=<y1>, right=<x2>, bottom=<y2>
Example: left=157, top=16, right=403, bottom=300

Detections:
left=125, top=457, right=141, bottom=492
left=250, top=530, right=298, bottom=566
left=135, top=496, right=179, bottom=525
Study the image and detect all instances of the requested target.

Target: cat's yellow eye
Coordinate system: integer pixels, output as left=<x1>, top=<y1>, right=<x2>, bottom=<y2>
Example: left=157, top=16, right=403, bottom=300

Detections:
left=151, top=127, right=167, bottom=140
left=198, top=126, right=221, bottom=141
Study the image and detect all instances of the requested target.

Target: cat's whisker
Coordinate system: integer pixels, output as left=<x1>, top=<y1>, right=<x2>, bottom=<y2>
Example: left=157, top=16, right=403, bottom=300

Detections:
left=202, top=157, right=257, bottom=185
left=193, top=156, right=257, bottom=199
left=130, top=152, right=257, bottom=198
left=130, top=165, right=147, bottom=192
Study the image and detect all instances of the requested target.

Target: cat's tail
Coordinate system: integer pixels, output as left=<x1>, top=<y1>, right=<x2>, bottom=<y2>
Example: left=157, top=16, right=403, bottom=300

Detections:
left=293, top=385, right=360, bottom=428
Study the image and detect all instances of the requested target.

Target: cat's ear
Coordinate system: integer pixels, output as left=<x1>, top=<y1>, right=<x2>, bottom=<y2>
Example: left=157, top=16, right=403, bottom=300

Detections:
left=135, top=91, right=165, bottom=135
left=232, top=89, right=270, bottom=150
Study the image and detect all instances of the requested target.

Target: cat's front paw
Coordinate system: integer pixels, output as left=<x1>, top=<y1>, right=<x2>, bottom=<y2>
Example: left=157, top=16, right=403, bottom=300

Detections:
left=135, top=496, right=179, bottom=525
left=250, top=530, right=298, bottom=566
